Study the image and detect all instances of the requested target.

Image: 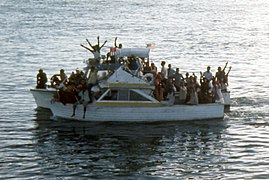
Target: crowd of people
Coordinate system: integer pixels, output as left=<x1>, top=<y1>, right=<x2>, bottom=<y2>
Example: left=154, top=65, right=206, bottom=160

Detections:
left=35, top=36, right=232, bottom=114
left=144, top=61, right=232, bottom=105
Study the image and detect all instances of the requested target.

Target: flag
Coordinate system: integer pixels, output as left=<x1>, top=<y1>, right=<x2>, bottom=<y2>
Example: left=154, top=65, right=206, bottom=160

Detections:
left=110, top=47, right=116, bottom=52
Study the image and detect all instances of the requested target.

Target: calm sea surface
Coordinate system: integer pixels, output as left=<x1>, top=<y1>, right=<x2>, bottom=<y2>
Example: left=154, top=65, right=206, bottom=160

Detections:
left=1, top=0, right=269, bottom=179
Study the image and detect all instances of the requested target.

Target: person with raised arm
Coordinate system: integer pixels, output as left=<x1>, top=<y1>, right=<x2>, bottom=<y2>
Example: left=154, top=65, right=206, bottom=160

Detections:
left=114, top=37, right=122, bottom=49
left=80, top=36, right=107, bottom=62
left=215, top=62, right=228, bottom=83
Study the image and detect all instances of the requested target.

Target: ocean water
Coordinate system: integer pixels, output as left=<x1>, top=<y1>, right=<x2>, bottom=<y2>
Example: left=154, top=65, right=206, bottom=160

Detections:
left=1, top=0, right=269, bottom=179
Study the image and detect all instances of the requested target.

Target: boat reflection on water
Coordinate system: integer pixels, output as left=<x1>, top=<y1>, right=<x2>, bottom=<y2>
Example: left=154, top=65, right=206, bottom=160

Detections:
left=32, top=109, right=229, bottom=179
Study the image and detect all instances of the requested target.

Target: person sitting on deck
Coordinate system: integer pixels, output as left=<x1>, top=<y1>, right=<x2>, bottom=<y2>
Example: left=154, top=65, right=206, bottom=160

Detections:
left=50, top=69, right=67, bottom=88
left=68, top=71, right=76, bottom=85
left=36, top=69, right=47, bottom=89
left=57, top=84, right=78, bottom=105
left=71, top=79, right=90, bottom=119
left=73, top=68, right=83, bottom=86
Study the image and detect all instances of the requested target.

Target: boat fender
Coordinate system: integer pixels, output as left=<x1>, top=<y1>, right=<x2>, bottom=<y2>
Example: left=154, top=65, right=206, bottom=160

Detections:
left=142, top=73, right=154, bottom=84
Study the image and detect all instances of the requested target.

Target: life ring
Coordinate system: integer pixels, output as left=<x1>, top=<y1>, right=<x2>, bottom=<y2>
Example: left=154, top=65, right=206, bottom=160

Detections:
left=142, top=73, right=154, bottom=84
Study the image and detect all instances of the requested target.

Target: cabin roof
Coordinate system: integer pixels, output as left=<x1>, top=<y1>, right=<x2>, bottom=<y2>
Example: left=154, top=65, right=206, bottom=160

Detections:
left=106, top=67, right=149, bottom=87
left=116, top=48, right=150, bottom=58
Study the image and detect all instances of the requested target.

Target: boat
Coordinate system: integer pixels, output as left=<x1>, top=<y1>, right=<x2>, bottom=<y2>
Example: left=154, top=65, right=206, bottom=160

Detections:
left=49, top=67, right=224, bottom=122
left=31, top=45, right=231, bottom=119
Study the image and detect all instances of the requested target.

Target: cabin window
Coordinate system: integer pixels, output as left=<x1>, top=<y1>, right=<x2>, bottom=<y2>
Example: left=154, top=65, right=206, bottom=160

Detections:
left=129, top=91, right=149, bottom=101
left=101, top=90, right=117, bottom=100
left=118, top=90, right=129, bottom=100
left=99, top=89, right=151, bottom=102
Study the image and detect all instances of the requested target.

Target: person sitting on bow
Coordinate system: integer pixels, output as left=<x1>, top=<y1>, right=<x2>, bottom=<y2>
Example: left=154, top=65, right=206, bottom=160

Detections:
left=36, top=69, right=47, bottom=89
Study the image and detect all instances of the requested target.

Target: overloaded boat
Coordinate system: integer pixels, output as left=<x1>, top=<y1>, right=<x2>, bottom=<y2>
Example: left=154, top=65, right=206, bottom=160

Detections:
left=31, top=40, right=231, bottom=122
left=49, top=67, right=224, bottom=122
left=30, top=47, right=151, bottom=109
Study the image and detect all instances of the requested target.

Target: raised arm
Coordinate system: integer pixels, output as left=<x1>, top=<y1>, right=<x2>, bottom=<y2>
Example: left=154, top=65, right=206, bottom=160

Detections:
left=226, top=66, right=232, bottom=76
left=223, top=62, right=228, bottom=72
left=97, top=36, right=100, bottom=47
left=80, top=44, right=94, bottom=53
left=114, top=37, right=118, bottom=48
left=86, top=39, right=95, bottom=49
left=99, top=40, right=107, bottom=50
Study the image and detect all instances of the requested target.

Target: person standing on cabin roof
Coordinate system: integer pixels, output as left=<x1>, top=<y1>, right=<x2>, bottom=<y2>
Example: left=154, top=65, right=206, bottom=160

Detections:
left=114, top=37, right=122, bottom=49
left=106, top=37, right=122, bottom=63
left=36, top=69, right=47, bottom=89
left=80, top=36, right=107, bottom=62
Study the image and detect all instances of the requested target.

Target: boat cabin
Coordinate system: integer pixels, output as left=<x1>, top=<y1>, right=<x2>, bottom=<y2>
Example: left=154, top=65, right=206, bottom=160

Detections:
left=96, top=87, right=160, bottom=106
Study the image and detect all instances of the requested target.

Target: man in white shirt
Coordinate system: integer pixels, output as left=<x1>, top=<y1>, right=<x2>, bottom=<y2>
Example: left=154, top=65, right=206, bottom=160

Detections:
left=174, top=68, right=184, bottom=91
left=167, top=64, right=175, bottom=80
left=202, top=66, right=213, bottom=89
left=203, top=66, right=213, bottom=82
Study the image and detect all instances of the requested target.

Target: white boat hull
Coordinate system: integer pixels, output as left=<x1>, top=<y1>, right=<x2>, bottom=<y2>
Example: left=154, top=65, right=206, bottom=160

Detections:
left=49, top=102, right=224, bottom=122
left=30, top=88, right=56, bottom=109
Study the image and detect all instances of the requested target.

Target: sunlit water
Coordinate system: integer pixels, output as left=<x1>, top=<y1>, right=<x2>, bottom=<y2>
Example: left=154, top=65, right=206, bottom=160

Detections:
left=1, top=0, right=269, bottom=179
